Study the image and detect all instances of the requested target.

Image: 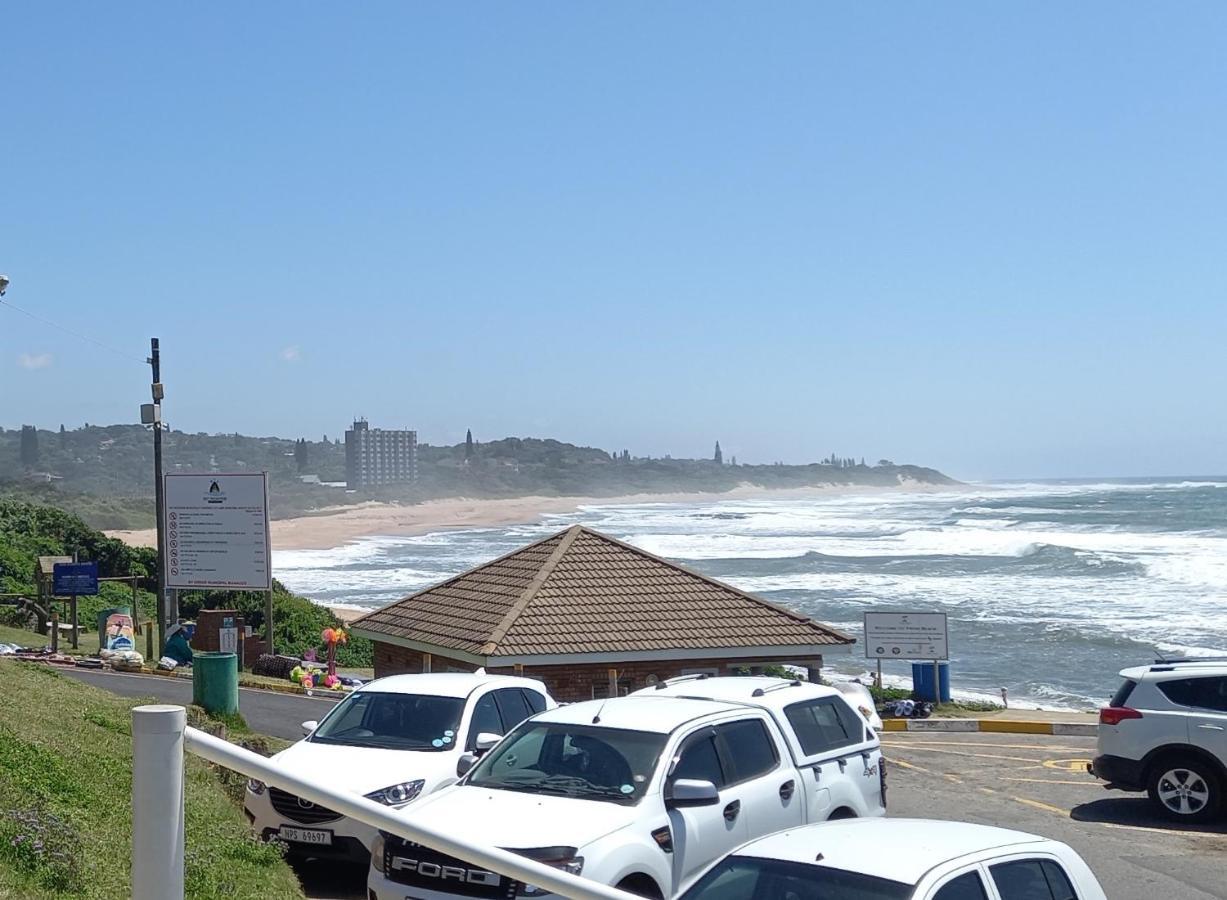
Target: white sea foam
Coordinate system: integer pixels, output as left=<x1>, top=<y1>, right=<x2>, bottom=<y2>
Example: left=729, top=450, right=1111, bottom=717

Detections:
left=280, top=479, right=1227, bottom=709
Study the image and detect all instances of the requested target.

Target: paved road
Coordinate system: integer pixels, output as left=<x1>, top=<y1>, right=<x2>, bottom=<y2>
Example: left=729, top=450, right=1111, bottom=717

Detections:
left=59, top=668, right=341, bottom=741
left=885, top=731, right=1227, bottom=900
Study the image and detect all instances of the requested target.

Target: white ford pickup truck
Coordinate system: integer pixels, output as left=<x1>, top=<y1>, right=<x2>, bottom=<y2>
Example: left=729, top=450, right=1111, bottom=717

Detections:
left=368, top=675, right=885, bottom=899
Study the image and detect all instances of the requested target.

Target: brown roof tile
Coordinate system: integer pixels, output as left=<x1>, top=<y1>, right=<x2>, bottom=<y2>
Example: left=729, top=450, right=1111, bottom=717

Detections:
left=352, top=525, right=853, bottom=659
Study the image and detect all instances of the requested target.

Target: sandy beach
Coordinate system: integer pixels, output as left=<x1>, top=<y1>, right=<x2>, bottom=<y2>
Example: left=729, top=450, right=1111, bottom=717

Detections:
left=106, top=481, right=953, bottom=552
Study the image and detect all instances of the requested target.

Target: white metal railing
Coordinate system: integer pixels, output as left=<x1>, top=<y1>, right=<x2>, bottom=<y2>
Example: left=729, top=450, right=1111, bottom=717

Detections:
left=131, top=704, right=641, bottom=900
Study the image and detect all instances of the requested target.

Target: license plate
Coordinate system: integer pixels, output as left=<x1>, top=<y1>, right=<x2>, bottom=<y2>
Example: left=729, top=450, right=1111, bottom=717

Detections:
left=278, top=826, right=332, bottom=845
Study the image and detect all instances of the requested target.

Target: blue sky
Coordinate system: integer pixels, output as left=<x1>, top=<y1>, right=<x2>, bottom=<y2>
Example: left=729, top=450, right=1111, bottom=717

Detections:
left=2, top=3, right=1225, bottom=479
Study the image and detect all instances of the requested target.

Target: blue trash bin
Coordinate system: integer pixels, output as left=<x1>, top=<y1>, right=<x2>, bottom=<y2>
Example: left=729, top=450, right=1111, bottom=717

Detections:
left=912, top=661, right=951, bottom=703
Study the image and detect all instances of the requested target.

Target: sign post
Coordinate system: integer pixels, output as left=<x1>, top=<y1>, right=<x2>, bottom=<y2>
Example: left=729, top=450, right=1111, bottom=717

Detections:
left=53, top=561, right=99, bottom=651
left=863, top=611, right=950, bottom=703
left=164, top=473, right=273, bottom=656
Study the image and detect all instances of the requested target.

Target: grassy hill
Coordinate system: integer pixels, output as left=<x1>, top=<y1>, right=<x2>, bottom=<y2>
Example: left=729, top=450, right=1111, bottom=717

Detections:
left=0, top=663, right=305, bottom=899
left=0, top=423, right=956, bottom=531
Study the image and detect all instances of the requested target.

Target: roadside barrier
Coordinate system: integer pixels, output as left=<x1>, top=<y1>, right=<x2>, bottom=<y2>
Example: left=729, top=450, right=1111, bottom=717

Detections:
left=131, top=704, right=640, bottom=900
left=882, top=718, right=1096, bottom=736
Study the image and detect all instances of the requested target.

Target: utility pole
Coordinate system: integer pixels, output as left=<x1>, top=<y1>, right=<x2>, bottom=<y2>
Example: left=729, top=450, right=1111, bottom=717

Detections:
left=148, top=338, right=169, bottom=654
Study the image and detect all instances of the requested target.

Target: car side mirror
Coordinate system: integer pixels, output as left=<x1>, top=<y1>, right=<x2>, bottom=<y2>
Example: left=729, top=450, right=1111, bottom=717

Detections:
left=665, top=778, right=720, bottom=808
left=301, top=720, right=318, bottom=736
left=475, top=732, right=502, bottom=752
left=457, top=753, right=479, bottom=778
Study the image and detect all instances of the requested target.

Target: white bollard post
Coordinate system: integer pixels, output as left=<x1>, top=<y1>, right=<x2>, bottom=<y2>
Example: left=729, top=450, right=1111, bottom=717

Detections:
left=132, top=704, right=186, bottom=900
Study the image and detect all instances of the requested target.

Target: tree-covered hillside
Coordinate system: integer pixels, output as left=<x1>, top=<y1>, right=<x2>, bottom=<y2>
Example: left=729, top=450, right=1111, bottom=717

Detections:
left=0, top=423, right=955, bottom=531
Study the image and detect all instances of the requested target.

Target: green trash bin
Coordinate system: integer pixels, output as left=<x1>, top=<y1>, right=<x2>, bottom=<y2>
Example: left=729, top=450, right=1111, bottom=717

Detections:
left=193, top=652, right=239, bottom=716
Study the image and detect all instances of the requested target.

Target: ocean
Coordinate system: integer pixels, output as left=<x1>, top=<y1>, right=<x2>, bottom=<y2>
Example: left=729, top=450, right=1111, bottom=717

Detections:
left=272, top=479, right=1227, bottom=710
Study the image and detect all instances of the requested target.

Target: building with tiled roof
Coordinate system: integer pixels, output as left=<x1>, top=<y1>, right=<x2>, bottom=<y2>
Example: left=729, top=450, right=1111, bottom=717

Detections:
left=351, top=525, right=853, bottom=701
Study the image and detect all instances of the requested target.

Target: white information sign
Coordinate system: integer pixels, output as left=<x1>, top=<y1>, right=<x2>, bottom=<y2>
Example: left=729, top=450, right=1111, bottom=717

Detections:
left=164, top=473, right=271, bottom=590
left=219, top=627, right=239, bottom=654
left=864, top=611, right=948, bottom=660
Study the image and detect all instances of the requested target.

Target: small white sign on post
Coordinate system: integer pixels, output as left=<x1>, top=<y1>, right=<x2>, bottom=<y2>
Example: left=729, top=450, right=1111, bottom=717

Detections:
left=164, top=473, right=272, bottom=590
left=863, top=611, right=949, bottom=660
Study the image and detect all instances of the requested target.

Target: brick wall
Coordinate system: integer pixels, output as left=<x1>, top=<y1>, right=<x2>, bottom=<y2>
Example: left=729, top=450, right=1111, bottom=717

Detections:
left=373, top=641, right=824, bottom=703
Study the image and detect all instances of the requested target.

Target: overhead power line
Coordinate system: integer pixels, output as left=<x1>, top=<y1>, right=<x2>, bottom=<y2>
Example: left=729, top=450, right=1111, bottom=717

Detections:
left=0, top=295, right=146, bottom=365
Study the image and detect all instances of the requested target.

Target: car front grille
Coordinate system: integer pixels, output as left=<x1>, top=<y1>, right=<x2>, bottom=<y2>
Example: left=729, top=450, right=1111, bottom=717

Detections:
left=384, top=840, right=516, bottom=899
left=268, top=787, right=342, bottom=824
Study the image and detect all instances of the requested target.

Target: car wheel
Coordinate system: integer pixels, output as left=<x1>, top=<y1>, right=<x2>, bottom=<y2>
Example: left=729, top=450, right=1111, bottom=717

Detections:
left=1147, top=757, right=1221, bottom=822
left=615, top=875, right=663, bottom=899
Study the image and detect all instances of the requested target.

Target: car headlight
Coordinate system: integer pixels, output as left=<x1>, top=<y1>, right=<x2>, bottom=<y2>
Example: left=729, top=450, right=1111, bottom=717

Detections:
left=246, top=779, right=266, bottom=795
left=365, top=779, right=425, bottom=807
left=513, top=847, right=583, bottom=897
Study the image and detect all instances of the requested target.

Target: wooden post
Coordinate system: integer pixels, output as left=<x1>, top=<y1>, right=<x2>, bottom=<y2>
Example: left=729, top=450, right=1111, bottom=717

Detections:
left=513, top=663, right=524, bottom=677
left=421, top=652, right=432, bottom=674
left=876, top=659, right=883, bottom=691
left=608, top=668, right=618, bottom=698
left=933, top=659, right=941, bottom=706
left=50, top=607, right=59, bottom=653
left=69, top=551, right=79, bottom=649
left=265, top=589, right=274, bottom=656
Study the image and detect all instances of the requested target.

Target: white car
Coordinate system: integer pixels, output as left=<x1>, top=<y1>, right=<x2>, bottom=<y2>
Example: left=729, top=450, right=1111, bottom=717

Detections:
left=678, top=819, right=1107, bottom=900
left=1089, top=658, right=1227, bottom=822
left=244, top=672, right=553, bottom=861
left=369, top=676, right=885, bottom=900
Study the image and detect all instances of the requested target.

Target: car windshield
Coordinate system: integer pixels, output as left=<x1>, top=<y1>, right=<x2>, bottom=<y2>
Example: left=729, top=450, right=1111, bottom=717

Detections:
left=467, top=722, right=666, bottom=805
left=309, top=691, right=464, bottom=751
left=680, top=857, right=911, bottom=900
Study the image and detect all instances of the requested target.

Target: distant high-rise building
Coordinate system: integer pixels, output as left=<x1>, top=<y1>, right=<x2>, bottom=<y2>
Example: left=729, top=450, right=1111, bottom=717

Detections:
left=714, top=441, right=723, bottom=465
left=345, top=419, right=418, bottom=489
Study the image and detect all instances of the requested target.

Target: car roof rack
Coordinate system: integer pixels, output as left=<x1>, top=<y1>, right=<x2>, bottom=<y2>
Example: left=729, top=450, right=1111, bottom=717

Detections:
left=654, top=672, right=710, bottom=690
left=752, top=679, right=803, bottom=697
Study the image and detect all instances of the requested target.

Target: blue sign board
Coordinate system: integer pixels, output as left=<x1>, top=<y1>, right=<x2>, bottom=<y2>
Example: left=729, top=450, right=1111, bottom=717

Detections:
left=52, top=562, right=99, bottom=596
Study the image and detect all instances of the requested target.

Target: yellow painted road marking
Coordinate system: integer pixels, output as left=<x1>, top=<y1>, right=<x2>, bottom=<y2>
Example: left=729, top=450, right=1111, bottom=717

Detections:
left=1004, top=778, right=1096, bottom=786
left=1042, top=758, right=1092, bottom=773
left=886, top=745, right=1040, bottom=764
left=1098, top=821, right=1227, bottom=840
left=1011, top=796, right=1070, bottom=816
left=890, top=756, right=962, bottom=783
left=890, top=758, right=938, bottom=776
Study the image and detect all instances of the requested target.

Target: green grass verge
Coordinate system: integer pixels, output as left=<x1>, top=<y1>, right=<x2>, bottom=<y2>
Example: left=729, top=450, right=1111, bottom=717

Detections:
left=0, top=622, right=104, bottom=657
left=0, top=661, right=305, bottom=899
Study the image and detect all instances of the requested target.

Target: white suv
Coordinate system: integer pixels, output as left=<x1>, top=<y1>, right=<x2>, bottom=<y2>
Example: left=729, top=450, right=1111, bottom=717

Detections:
left=1090, top=658, right=1227, bottom=822
left=244, top=673, right=554, bottom=861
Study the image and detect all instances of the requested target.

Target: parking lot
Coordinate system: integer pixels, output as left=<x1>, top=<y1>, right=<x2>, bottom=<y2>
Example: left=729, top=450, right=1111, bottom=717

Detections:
left=297, top=730, right=1227, bottom=900
left=885, top=731, right=1227, bottom=900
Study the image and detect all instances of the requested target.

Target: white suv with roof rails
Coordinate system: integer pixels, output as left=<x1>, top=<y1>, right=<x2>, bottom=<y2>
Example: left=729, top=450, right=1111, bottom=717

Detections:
left=1090, top=657, right=1227, bottom=822
left=368, top=675, right=884, bottom=900
left=244, top=672, right=553, bottom=861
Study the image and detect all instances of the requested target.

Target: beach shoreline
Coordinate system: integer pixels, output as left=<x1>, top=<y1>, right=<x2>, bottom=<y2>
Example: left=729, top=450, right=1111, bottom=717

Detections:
left=106, top=480, right=959, bottom=552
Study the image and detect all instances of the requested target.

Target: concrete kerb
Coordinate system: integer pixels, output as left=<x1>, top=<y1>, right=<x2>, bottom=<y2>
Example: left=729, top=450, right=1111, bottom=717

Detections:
left=883, top=718, right=1098, bottom=737
left=139, top=665, right=348, bottom=699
